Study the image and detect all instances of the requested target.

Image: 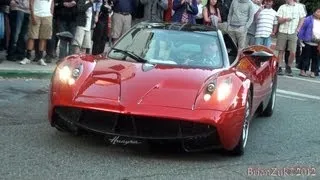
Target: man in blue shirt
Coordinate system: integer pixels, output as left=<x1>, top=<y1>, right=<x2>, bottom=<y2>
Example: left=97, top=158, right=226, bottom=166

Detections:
left=111, top=0, right=136, bottom=43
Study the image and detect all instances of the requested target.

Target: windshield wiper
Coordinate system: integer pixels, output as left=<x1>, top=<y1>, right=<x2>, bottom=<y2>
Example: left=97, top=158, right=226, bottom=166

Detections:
left=111, top=48, right=148, bottom=63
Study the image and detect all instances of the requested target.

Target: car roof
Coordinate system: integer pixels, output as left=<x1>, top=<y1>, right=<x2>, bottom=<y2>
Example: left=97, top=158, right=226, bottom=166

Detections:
left=133, top=21, right=228, bottom=34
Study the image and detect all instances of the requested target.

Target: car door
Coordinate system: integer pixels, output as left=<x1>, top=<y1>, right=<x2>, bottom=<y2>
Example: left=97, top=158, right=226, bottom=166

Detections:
left=253, top=58, right=272, bottom=107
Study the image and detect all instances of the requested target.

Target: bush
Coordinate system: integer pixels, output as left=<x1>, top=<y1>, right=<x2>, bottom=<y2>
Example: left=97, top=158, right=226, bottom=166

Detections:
left=300, top=0, right=320, bottom=14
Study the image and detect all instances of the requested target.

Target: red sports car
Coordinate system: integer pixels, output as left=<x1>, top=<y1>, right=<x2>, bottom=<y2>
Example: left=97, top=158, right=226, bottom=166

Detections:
left=48, top=22, right=278, bottom=155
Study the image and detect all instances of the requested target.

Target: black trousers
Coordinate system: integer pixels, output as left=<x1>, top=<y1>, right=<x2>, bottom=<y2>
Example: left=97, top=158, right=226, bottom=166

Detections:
left=7, top=10, right=29, bottom=60
left=298, top=43, right=319, bottom=73
left=92, top=14, right=109, bottom=55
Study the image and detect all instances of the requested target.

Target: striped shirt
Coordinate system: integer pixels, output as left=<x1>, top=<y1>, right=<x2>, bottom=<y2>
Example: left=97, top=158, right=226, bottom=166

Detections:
left=255, top=8, right=277, bottom=38
left=276, top=3, right=306, bottom=35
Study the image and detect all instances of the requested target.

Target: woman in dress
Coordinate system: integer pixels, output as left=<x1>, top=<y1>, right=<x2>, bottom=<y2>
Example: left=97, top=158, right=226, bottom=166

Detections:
left=202, top=0, right=221, bottom=26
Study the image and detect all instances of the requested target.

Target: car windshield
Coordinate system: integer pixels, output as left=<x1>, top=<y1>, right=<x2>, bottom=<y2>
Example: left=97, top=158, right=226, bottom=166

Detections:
left=107, top=28, right=223, bottom=69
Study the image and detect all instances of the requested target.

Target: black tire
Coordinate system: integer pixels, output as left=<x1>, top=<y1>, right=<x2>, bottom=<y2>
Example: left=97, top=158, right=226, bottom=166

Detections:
left=229, top=90, right=252, bottom=156
left=261, top=75, right=277, bottom=117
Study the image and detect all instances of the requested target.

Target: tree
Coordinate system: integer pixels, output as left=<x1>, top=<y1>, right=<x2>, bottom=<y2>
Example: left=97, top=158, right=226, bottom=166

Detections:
left=300, top=0, right=320, bottom=14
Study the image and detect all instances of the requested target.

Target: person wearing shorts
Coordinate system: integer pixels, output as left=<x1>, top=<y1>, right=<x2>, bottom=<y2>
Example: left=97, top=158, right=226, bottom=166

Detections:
left=19, top=0, right=53, bottom=66
left=111, top=0, right=136, bottom=44
left=275, top=0, right=306, bottom=76
left=72, top=0, right=93, bottom=53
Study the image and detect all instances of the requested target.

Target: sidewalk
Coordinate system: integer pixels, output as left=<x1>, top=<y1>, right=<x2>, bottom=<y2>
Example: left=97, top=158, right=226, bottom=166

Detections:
left=0, top=51, right=56, bottom=78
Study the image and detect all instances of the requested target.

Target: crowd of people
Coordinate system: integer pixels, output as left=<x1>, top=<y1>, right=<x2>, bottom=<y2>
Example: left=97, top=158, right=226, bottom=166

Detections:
left=0, top=0, right=319, bottom=77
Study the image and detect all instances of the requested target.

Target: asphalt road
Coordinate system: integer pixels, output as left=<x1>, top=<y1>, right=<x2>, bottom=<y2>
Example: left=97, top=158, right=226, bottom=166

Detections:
left=0, top=76, right=320, bottom=180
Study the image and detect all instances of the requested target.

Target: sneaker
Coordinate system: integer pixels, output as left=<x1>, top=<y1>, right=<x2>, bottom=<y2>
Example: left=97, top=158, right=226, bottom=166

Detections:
left=44, top=55, right=53, bottom=63
left=19, top=58, right=31, bottom=65
left=310, top=72, right=315, bottom=78
left=38, top=59, right=47, bottom=66
left=278, top=67, right=284, bottom=75
left=285, top=66, right=293, bottom=76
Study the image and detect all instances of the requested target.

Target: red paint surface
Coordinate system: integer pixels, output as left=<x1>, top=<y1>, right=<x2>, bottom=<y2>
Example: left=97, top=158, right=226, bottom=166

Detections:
left=49, top=45, right=277, bottom=150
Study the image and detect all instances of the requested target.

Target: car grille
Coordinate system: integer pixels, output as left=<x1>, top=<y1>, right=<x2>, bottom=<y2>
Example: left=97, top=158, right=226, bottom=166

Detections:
left=54, top=106, right=218, bottom=139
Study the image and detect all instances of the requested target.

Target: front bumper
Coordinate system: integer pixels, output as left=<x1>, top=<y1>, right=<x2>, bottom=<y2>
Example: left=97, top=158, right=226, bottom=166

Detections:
left=50, top=105, right=245, bottom=151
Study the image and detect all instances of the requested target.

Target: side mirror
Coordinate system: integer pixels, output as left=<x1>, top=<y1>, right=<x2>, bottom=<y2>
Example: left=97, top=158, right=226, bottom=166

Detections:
left=250, top=51, right=273, bottom=62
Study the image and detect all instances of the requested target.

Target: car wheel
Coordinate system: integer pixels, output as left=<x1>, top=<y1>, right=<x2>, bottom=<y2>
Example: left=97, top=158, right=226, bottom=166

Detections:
left=261, top=75, right=277, bottom=117
left=230, top=90, right=251, bottom=156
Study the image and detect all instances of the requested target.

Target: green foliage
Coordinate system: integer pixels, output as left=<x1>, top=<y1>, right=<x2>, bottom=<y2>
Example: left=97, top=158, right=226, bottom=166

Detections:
left=300, top=0, right=320, bottom=14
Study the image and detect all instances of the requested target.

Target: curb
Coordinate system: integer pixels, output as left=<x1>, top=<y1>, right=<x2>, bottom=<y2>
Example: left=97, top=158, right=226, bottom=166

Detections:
left=0, top=70, right=53, bottom=79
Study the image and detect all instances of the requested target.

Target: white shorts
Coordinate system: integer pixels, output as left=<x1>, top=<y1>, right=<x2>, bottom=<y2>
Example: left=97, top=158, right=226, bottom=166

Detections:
left=72, top=26, right=92, bottom=49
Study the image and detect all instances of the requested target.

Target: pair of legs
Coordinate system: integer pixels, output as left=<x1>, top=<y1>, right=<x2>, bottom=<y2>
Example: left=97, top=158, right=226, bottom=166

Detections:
left=255, top=37, right=272, bottom=48
left=92, top=16, right=110, bottom=55
left=298, top=43, right=319, bottom=77
left=7, top=10, right=29, bottom=61
left=227, top=25, right=247, bottom=54
left=246, top=33, right=255, bottom=46
left=276, top=32, right=297, bottom=76
left=72, top=27, right=91, bottom=53
left=56, top=19, right=76, bottom=58
left=111, top=13, right=132, bottom=45
left=20, top=15, right=52, bottom=65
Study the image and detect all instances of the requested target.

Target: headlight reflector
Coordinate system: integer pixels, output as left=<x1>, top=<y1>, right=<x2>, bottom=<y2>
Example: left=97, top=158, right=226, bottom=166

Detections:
left=58, top=64, right=83, bottom=85
left=207, top=83, right=215, bottom=93
left=72, top=68, right=81, bottom=78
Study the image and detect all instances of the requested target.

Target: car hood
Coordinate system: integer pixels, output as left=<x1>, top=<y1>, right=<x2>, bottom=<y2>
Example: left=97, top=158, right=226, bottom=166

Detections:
left=75, top=60, right=221, bottom=109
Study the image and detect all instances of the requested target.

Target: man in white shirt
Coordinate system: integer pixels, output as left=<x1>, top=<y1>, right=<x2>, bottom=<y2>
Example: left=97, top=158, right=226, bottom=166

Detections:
left=20, top=0, right=54, bottom=66
left=275, top=0, right=306, bottom=76
left=72, top=0, right=93, bottom=53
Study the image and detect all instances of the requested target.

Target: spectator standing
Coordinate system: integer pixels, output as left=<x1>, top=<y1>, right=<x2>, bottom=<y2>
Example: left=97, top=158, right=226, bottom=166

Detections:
left=19, top=0, right=54, bottom=65
left=275, top=0, right=306, bottom=76
left=140, top=0, right=168, bottom=22
left=111, top=0, right=136, bottom=43
left=7, top=0, right=30, bottom=61
left=0, top=0, right=10, bottom=56
left=227, top=0, right=254, bottom=51
left=92, top=0, right=112, bottom=55
left=43, top=0, right=57, bottom=63
left=195, top=0, right=203, bottom=24
left=284, top=0, right=306, bottom=69
left=163, top=0, right=173, bottom=22
left=72, top=0, right=93, bottom=53
left=92, top=0, right=102, bottom=28
left=297, top=7, right=320, bottom=78
left=55, top=0, right=78, bottom=58
left=172, top=0, right=198, bottom=24
left=246, top=0, right=261, bottom=46
left=218, top=0, right=232, bottom=22
left=254, top=0, right=278, bottom=47
left=203, top=0, right=221, bottom=26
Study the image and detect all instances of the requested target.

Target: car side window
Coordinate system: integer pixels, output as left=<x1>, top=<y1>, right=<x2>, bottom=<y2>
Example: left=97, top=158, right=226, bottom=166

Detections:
left=223, top=33, right=238, bottom=64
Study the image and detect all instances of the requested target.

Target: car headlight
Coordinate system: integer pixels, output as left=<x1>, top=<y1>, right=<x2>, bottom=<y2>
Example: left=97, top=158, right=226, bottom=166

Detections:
left=217, top=78, right=232, bottom=101
left=203, top=78, right=232, bottom=102
left=59, top=66, right=72, bottom=82
left=204, top=83, right=215, bottom=101
left=58, top=64, right=83, bottom=85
